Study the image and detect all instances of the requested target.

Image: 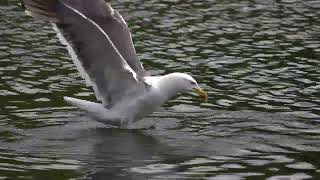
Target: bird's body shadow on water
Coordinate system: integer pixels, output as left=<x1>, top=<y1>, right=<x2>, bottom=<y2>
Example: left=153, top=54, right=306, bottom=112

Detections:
left=1, top=113, right=186, bottom=179
left=1, top=108, right=318, bottom=179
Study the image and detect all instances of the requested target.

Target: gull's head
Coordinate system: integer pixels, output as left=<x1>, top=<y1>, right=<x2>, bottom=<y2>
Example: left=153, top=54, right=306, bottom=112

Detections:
left=164, top=73, right=208, bottom=101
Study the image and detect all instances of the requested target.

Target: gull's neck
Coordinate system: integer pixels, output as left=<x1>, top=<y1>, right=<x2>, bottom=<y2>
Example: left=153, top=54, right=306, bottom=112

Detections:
left=155, top=73, right=186, bottom=100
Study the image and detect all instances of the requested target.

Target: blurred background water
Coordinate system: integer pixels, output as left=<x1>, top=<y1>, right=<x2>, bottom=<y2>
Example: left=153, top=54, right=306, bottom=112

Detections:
left=0, top=0, right=320, bottom=179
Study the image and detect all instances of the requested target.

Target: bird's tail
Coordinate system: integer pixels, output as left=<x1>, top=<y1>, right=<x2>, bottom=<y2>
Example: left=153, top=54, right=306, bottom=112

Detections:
left=64, top=96, right=102, bottom=112
left=63, top=96, right=121, bottom=126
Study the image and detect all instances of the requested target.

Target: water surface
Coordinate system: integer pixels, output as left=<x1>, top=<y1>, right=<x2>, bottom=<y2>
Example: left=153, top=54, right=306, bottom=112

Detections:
left=0, top=0, right=319, bottom=179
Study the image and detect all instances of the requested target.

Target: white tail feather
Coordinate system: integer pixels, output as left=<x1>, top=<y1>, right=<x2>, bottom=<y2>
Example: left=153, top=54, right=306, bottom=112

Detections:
left=63, top=96, right=121, bottom=126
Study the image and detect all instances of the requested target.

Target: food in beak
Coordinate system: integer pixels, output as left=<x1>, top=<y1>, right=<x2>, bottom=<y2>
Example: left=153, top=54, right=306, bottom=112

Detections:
left=195, top=87, right=208, bottom=101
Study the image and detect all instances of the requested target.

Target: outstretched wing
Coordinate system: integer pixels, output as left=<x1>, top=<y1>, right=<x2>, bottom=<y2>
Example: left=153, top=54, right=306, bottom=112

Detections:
left=62, top=0, right=146, bottom=76
left=23, top=0, right=146, bottom=107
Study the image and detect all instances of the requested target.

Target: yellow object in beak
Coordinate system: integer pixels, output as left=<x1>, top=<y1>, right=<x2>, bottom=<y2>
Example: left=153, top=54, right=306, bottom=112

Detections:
left=194, top=87, right=208, bottom=101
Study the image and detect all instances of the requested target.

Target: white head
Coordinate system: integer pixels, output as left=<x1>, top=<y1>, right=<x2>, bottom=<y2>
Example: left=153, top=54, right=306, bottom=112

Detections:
left=160, top=73, right=208, bottom=101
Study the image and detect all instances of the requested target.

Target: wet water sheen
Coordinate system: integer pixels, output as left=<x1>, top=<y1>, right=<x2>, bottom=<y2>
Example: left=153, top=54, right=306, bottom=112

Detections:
left=0, top=0, right=320, bottom=179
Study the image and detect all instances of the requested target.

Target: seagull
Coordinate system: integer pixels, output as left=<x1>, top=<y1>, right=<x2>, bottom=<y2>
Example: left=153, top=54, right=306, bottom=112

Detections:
left=23, top=0, right=208, bottom=127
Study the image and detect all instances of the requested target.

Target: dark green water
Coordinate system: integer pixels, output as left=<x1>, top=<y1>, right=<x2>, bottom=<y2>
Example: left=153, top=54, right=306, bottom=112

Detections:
left=0, top=0, right=320, bottom=179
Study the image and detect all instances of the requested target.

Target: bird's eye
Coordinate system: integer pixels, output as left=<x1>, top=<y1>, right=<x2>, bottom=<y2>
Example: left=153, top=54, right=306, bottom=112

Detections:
left=190, top=81, right=196, bottom=85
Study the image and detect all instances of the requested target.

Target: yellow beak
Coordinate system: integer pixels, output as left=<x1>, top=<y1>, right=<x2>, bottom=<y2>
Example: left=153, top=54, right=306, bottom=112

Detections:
left=194, top=87, right=208, bottom=101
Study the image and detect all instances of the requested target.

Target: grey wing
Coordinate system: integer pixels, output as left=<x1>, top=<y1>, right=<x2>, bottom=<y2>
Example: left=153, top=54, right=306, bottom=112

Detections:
left=23, top=0, right=146, bottom=107
left=63, top=0, right=146, bottom=76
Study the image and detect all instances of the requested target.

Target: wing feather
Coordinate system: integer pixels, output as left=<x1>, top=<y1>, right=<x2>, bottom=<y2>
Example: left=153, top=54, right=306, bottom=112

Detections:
left=62, top=0, right=146, bottom=76
left=23, top=0, right=146, bottom=107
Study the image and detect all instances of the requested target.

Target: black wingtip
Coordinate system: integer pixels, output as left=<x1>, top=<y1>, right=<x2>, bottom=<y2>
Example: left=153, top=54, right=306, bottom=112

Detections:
left=18, top=1, right=26, bottom=10
left=22, top=0, right=60, bottom=22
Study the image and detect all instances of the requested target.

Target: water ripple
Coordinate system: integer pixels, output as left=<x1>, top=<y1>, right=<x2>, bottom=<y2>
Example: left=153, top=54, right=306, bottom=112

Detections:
left=0, top=0, right=320, bottom=179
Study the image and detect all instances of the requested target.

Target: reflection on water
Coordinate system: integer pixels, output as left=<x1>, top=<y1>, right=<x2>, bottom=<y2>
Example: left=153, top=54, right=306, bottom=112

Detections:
left=2, top=110, right=319, bottom=179
left=0, top=0, right=320, bottom=179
